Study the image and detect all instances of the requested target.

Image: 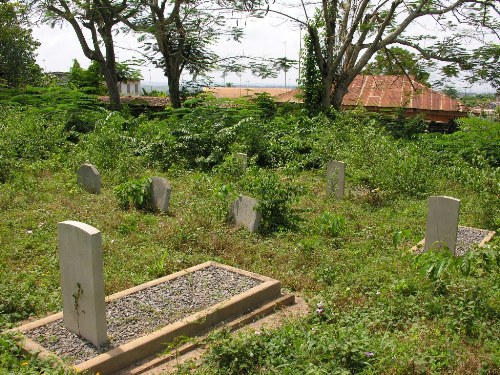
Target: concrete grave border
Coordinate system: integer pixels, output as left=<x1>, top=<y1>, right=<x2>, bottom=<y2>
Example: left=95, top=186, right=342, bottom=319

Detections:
left=411, top=226, right=496, bottom=254
left=8, top=261, right=290, bottom=374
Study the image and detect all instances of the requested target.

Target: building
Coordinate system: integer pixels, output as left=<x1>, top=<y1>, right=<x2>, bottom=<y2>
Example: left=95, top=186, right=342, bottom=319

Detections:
left=118, top=79, right=141, bottom=96
left=274, top=75, right=467, bottom=123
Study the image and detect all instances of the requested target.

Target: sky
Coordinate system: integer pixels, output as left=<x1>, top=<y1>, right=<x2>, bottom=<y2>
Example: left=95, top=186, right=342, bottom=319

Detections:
left=31, top=3, right=496, bottom=93
left=32, top=10, right=303, bottom=88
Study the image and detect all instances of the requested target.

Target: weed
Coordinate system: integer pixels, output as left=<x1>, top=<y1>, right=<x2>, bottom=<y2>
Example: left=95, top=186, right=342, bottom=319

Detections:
left=114, top=177, right=152, bottom=210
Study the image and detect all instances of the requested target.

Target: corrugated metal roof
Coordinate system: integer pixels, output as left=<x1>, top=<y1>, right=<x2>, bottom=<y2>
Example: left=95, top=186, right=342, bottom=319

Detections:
left=342, top=75, right=464, bottom=111
left=275, top=75, right=465, bottom=112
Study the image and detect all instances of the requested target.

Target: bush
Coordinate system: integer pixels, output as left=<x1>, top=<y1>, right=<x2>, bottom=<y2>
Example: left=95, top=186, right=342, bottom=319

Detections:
left=239, top=168, right=302, bottom=234
left=113, top=177, right=152, bottom=210
left=427, top=116, right=500, bottom=167
left=0, top=105, right=68, bottom=181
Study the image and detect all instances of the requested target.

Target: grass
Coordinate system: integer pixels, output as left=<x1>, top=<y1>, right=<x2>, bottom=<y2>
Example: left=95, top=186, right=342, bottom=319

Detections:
left=0, top=100, right=498, bottom=373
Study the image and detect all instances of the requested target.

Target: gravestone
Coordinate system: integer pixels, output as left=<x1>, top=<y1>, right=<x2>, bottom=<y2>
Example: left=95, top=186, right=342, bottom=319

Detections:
left=424, top=196, right=460, bottom=254
left=149, top=177, right=172, bottom=212
left=77, top=164, right=101, bottom=194
left=228, top=195, right=262, bottom=233
left=57, top=221, right=107, bottom=347
left=326, top=160, right=345, bottom=198
left=234, top=152, right=248, bottom=173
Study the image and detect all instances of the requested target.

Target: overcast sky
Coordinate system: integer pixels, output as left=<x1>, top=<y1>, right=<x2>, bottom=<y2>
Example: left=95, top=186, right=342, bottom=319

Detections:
left=31, top=3, right=495, bottom=93
left=32, top=9, right=303, bottom=88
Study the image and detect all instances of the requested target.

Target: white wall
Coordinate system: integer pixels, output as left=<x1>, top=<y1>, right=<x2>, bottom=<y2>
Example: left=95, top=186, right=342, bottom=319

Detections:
left=117, top=81, right=141, bottom=96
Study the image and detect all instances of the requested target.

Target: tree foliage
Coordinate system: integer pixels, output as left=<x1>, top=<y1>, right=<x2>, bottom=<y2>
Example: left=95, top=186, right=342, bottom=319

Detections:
left=250, top=0, right=500, bottom=110
left=0, top=2, right=42, bottom=87
left=37, top=0, right=140, bottom=108
left=133, top=0, right=284, bottom=108
left=68, top=59, right=142, bottom=94
left=363, top=47, right=431, bottom=85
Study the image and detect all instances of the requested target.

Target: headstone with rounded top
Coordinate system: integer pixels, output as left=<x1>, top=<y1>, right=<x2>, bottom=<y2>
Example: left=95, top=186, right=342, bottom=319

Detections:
left=149, top=177, right=172, bottom=212
left=228, top=195, right=262, bottom=233
left=77, top=164, right=101, bottom=194
left=57, top=221, right=107, bottom=347
left=424, top=196, right=460, bottom=255
left=326, top=160, right=345, bottom=198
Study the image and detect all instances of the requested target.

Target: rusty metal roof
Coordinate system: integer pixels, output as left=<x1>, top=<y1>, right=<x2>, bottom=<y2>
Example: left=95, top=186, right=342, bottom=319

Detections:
left=342, top=75, right=465, bottom=112
left=275, top=75, right=466, bottom=112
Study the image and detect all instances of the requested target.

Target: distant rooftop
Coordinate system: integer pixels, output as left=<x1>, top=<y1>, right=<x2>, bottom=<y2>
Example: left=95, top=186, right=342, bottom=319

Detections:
left=275, top=75, right=467, bottom=122
left=204, top=87, right=293, bottom=99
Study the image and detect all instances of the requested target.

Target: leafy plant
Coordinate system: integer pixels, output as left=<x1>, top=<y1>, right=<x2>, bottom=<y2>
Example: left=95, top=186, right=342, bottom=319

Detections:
left=240, top=168, right=302, bottom=234
left=113, top=177, right=152, bottom=210
left=317, top=212, right=346, bottom=237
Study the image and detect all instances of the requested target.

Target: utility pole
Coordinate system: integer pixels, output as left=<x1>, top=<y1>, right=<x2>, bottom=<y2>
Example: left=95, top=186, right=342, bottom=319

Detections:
left=283, top=41, right=287, bottom=90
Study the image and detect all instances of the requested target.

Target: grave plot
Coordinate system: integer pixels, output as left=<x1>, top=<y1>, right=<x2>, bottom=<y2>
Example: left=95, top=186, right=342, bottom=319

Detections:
left=412, top=196, right=495, bottom=255
left=8, top=221, right=292, bottom=374
left=12, top=262, right=290, bottom=374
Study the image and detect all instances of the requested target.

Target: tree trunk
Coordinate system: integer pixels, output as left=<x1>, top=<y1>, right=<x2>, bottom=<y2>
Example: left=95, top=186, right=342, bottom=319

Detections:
left=167, top=69, right=182, bottom=108
left=330, top=86, right=347, bottom=110
left=101, top=28, right=120, bottom=110
left=101, top=64, right=120, bottom=110
left=320, top=72, right=335, bottom=110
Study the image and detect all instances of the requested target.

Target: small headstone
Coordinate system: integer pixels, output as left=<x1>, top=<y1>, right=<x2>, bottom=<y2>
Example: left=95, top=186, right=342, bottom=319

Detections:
left=326, top=160, right=345, bottom=198
left=424, top=196, right=460, bottom=254
left=149, top=177, right=172, bottom=212
left=234, top=152, right=248, bottom=173
left=228, top=195, right=262, bottom=233
left=77, top=164, right=101, bottom=194
left=57, top=221, right=107, bottom=347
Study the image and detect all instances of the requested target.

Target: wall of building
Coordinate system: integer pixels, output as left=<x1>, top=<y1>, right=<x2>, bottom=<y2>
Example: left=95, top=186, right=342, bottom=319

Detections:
left=118, top=81, right=141, bottom=96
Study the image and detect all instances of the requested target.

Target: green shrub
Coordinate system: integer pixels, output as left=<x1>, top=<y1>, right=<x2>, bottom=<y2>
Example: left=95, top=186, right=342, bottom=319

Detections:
left=113, top=177, right=152, bottom=210
left=427, top=116, right=500, bottom=167
left=317, top=212, right=346, bottom=237
left=239, top=168, right=302, bottom=234
left=0, top=105, right=68, bottom=181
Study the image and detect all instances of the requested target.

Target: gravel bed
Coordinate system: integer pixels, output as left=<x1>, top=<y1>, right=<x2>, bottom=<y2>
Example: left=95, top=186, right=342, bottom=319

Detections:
left=455, top=226, right=492, bottom=256
left=24, top=266, right=261, bottom=365
left=415, top=226, right=493, bottom=255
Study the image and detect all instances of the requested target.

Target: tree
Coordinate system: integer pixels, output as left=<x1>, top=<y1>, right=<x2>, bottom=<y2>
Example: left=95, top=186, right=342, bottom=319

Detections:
left=69, top=59, right=104, bottom=94
left=38, top=0, right=139, bottom=109
left=0, top=2, right=42, bottom=87
left=69, top=59, right=142, bottom=94
left=251, top=0, right=499, bottom=110
left=363, top=47, right=431, bottom=85
left=134, top=0, right=279, bottom=108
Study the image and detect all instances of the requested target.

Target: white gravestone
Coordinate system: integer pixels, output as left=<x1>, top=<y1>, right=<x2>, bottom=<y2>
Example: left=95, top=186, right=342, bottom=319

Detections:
left=326, top=160, right=345, bottom=198
left=150, top=177, right=172, bottom=212
left=424, top=196, right=460, bottom=255
left=228, top=195, right=262, bottom=233
left=77, top=164, right=101, bottom=194
left=234, top=152, right=248, bottom=173
left=57, top=221, right=107, bottom=347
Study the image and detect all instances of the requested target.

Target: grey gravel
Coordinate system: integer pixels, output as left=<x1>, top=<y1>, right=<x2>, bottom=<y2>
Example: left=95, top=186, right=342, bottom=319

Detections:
left=416, top=226, right=492, bottom=255
left=455, top=226, right=492, bottom=256
left=24, top=265, right=261, bottom=365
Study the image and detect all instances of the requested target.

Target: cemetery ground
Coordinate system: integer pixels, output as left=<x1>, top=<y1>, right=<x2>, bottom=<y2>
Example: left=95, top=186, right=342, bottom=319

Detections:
left=0, top=95, right=499, bottom=374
